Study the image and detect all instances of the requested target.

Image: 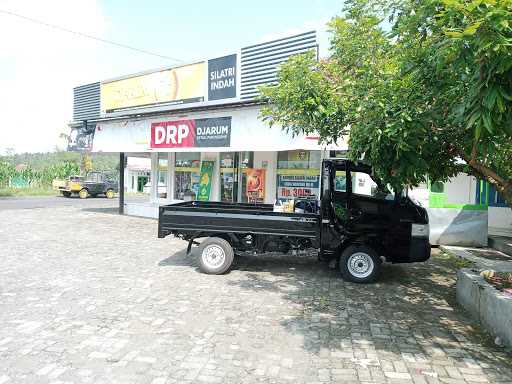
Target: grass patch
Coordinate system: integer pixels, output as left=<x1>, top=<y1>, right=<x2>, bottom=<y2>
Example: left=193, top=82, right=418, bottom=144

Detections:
left=0, top=187, right=57, bottom=197
left=435, top=249, right=475, bottom=269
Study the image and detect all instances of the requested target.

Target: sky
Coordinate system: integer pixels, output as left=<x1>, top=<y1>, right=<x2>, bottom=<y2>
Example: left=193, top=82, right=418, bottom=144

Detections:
left=0, top=0, right=343, bottom=154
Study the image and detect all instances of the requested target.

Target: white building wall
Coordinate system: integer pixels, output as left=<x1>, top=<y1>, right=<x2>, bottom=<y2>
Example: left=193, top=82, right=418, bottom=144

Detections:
left=444, top=174, right=477, bottom=205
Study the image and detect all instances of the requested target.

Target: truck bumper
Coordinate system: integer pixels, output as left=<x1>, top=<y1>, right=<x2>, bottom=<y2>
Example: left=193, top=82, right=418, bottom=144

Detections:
left=408, top=237, right=431, bottom=262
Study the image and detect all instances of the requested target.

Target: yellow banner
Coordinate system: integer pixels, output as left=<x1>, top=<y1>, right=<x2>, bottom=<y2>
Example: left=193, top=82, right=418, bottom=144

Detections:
left=101, top=62, right=205, bottom=112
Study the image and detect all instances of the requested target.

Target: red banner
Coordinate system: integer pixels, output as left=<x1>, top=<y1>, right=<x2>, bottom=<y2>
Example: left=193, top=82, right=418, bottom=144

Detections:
left=246, top=168, right=265, bottom=203
left=151, top=120, right=196, bottom=148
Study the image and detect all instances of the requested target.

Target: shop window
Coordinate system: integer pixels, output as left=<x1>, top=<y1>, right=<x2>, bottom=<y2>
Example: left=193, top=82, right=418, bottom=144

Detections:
left=157, top=153, right=168, bottom=199
left=175, top=152, right=200, bottom=200
left=277, top=150, right=321, bottom=200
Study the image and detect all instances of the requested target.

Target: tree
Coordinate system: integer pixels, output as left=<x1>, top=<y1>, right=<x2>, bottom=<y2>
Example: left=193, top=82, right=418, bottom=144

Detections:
left=260, top=0, right=512, bottom=207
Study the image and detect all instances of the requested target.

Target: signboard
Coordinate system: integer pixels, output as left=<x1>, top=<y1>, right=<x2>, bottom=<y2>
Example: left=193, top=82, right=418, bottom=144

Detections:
left=68, top=124, right=95, bottom=152
left=150, top=117, right=231, bottom=149
left=246, top=168, right=265, bottom=203
left=277, top=175, right=320, bottom=199
left=101, top=62, right=205, bottom=112
left=208, top=54, right=237, bottom=101
left=197, top=161, right=214, bottom=201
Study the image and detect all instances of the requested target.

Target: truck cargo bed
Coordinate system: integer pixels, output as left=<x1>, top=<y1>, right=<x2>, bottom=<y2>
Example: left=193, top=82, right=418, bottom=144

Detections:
left=158, top=201, right=319, bottom=239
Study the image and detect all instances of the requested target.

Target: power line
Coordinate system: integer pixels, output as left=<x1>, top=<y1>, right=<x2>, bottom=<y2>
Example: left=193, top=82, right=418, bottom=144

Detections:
left=0, top=9, right=183, bottom=62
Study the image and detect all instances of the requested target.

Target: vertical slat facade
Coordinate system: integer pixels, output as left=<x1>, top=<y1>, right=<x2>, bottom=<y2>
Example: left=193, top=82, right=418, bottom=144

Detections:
left=73, top=82, right=100, bottom=121
left=240, top=31, right=317, bottom=100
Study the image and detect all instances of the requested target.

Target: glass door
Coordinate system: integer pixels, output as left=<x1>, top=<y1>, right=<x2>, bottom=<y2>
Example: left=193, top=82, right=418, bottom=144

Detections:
left=220, top=152, right=239, bottom=202
left=157, top=153, right=168, bottom=199
left=175, top=152, right=201, bottom=201
left=220, top=152, right=254, bottom=203
left=239, top=151, right=254, bottom=203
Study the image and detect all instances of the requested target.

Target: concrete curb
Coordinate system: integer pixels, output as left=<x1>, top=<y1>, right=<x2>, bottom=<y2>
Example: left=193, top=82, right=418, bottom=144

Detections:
left=457, top=268, right=512, bottom=349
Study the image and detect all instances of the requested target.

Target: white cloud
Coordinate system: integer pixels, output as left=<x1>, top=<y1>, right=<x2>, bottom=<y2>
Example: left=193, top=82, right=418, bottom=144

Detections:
left=0, top=0, right=108, bottom=153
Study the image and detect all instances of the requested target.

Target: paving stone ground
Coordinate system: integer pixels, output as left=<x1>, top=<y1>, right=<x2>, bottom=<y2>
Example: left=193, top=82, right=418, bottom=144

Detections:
left=1, top=202, right=511, bottom=384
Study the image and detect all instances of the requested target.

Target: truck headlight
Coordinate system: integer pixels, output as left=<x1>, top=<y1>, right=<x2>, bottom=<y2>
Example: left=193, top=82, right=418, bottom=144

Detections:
left=411, top=223, right=429, bottom=238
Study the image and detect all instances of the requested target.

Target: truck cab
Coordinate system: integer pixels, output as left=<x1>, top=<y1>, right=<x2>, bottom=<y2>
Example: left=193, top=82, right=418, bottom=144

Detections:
left=319, top=159, right=430, bottom=281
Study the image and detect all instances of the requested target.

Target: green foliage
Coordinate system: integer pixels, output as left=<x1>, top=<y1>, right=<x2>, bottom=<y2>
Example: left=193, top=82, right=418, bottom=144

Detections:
left=260, top=0, right=512, bottom=206
left=260, top=51, right=347, bottom=143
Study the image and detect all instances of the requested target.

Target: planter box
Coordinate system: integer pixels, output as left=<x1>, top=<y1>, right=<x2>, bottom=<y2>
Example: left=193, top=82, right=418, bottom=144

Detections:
left=457, top=269, right=512, bottom=348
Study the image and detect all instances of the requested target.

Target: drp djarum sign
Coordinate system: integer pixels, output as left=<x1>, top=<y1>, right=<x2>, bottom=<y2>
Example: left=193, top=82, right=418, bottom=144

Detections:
left=151, top=117, right=231, bottom=148
left=208, top=54, right=237, bottom=101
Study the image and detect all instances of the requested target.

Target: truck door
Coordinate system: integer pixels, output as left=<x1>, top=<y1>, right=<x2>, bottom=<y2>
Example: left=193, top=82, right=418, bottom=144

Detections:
left=319, top=161, right=347, bottom=256
left=345, top=165, right=411, bottom=261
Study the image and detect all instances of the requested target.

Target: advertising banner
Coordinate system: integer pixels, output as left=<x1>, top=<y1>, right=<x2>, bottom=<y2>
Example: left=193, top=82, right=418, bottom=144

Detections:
left=150, top=117, right=231, bottom=149
left=68, top=124, right=96, bottom=152
left=246, top=168, right=265, bottom=203
left=277, top=175, right=320, bottom=199
left=101, top=62, right=205, bottom=112
left=197, top=161, right=214, bottom=201
left=208, top=54, right=237, bottom=101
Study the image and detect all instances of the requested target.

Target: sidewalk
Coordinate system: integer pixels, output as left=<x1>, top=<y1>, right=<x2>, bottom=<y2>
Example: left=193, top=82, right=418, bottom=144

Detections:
left=441, top=245, right=512, bottom=272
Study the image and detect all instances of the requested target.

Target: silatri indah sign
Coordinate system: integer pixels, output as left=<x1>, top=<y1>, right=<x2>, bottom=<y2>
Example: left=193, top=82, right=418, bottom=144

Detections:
left=150, top=117, right=231, bottom=149
left=208, top=54, right=237, bottom=101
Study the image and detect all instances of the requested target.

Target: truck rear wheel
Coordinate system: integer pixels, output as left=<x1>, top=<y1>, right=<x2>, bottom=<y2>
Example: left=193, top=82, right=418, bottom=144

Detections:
left=339, top=245, right=381, bottom=283
left=198, top=237, right=234, bottom=275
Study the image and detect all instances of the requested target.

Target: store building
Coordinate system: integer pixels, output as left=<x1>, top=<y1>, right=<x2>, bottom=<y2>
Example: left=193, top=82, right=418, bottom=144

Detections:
left=70, top=31, right=347, bottom=217
left=70, top=30, right=511, bottom=245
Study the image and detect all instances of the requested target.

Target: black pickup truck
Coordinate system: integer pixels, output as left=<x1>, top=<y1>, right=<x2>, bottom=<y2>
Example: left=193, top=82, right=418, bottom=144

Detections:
left=158, top=159, right=430, bottom=283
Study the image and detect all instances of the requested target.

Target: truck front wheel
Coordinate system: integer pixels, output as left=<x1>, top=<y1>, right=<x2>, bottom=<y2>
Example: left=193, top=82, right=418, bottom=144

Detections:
left=339, top=245, right=381, bottom=283
left=78, top=188, right=89, bottom=199
left=198, top=237, right=234, bottom=275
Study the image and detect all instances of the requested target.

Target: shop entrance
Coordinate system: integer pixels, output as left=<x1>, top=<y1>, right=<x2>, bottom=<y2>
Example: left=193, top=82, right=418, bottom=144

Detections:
left=220, top=152, right=253, bottom=203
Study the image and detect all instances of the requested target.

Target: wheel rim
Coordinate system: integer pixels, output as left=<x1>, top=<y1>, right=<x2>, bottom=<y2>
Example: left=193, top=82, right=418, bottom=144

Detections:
left=347, top=252, right=374, bottom=278
left=106, top=190, right=114, bottom=198
left=202, top=244, right=226, bottom=269
left=79, top=190, right=88, bottom=198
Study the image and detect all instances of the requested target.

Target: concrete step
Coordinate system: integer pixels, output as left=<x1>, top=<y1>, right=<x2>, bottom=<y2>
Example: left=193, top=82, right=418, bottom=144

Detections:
left=488, top=235, right=512, bottom=257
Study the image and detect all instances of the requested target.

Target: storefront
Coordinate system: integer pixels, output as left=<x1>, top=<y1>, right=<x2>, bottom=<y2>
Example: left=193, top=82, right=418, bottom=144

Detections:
left=89, top=100, right=347, bottom=217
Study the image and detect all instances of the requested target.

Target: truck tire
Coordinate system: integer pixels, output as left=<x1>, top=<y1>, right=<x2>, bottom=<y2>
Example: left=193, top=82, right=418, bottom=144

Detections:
left=198, top=237, right=234, bottom=275
left=339, top=245, right=381, bottom=283
left=106, top=189, right=115, bottom=199
left=79, top=188, right=89, bottom=199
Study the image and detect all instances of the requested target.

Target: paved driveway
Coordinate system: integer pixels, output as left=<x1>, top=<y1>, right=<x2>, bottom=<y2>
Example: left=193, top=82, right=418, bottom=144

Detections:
left=0, top=202, right=511, bottom=384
